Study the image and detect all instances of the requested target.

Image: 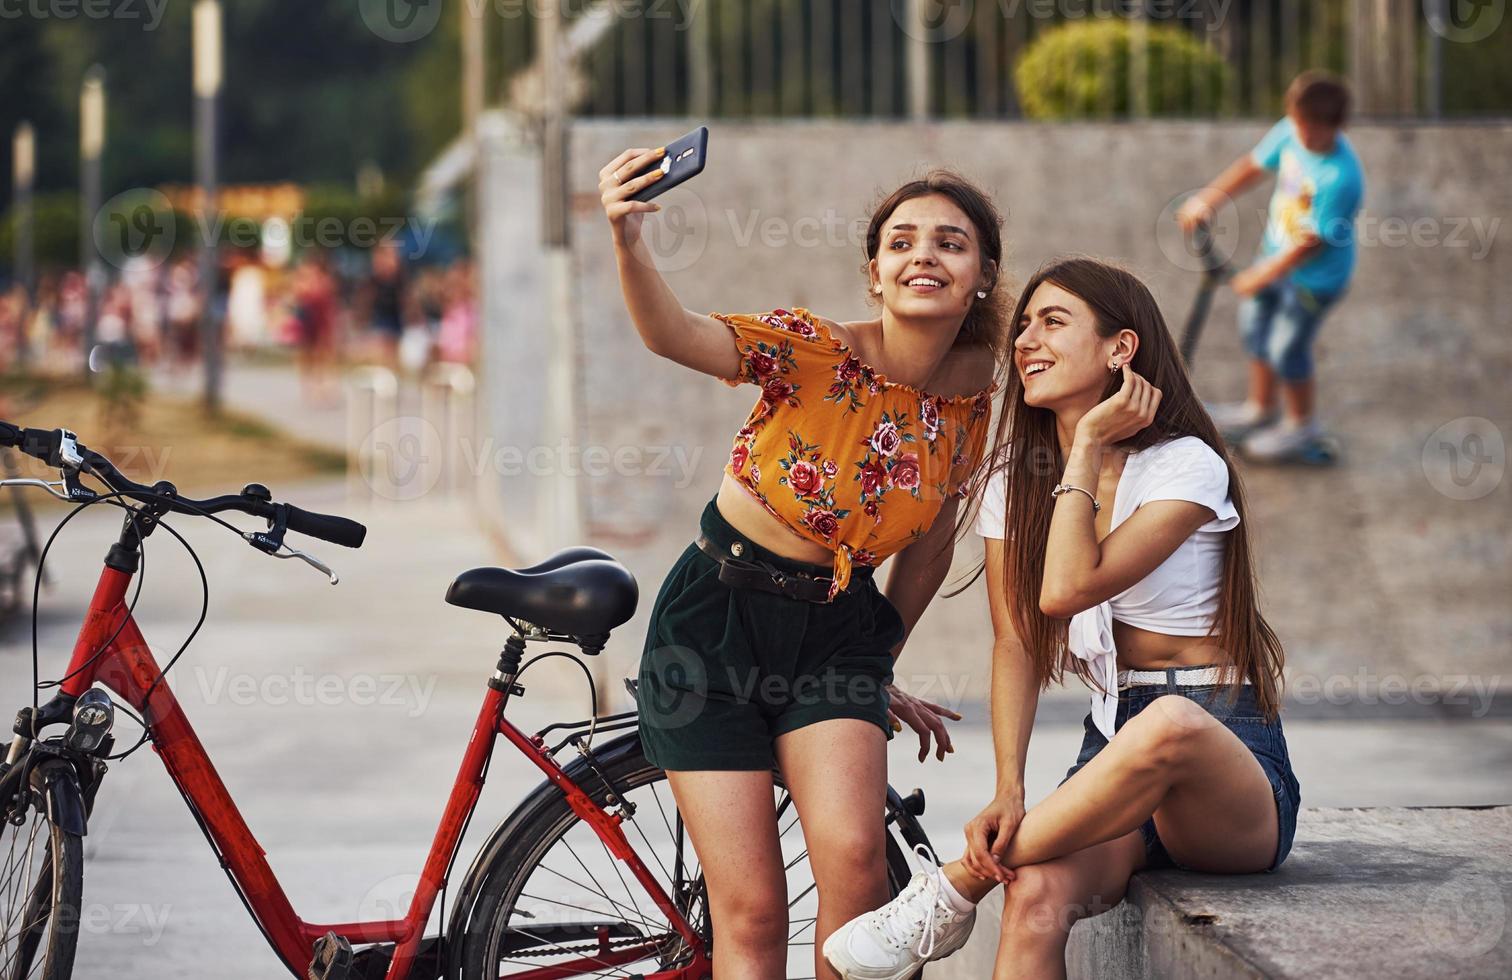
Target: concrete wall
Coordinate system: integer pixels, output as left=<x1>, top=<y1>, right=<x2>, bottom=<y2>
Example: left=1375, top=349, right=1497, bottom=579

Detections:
left=481, top=119, right=1512, bottom=706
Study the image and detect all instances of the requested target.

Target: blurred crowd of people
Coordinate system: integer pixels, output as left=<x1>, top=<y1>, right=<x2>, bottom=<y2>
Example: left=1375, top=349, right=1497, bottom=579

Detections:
left=0, top=241, right=478, bottom=403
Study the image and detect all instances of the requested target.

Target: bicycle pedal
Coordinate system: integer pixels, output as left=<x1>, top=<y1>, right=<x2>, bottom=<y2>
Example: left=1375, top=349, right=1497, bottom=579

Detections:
left=307, top=932, right=354, bottom=980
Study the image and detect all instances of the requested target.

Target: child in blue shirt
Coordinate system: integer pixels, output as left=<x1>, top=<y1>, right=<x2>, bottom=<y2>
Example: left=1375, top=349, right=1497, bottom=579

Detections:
left=1178, top=71, right=1364, bottom=460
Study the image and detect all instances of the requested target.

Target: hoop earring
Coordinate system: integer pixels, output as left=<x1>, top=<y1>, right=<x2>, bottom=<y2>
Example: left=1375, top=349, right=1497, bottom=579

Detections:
left=976, top=290, right=987, bottom=299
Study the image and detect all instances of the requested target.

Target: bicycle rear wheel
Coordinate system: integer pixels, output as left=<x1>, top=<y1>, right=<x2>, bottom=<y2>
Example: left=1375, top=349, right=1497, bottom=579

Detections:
left=0, top=755, right=84, bottom=980
left=456, top=732, right=924, bottom=979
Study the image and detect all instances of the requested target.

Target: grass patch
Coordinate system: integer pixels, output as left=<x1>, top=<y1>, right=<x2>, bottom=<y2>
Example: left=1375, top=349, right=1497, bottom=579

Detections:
left=1, top=372, right=346, bottom=515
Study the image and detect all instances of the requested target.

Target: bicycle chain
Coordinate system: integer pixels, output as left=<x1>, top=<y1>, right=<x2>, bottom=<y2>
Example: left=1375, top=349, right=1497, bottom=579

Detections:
left=506, top=931, right=685, bottom=961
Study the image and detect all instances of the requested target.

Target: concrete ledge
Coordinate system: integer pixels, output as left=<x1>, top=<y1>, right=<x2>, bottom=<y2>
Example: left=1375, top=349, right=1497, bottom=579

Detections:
left=938, top=806, right=1512, bottom=979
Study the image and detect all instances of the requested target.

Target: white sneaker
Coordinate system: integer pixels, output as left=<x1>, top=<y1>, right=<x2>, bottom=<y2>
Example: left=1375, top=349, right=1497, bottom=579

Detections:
left=1205, top=401, right=1276, bottom=442
left=822, top=845, right=977, bottom=979
left=1242, top=417, right=1322, bottom=461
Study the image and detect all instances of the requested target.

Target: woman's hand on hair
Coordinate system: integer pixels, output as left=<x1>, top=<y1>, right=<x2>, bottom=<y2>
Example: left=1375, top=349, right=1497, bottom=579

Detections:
left=962, top=791, right=1023, bottom=886
left=1076, top=364, right=1162, bottom=447
left=598, top=147, right=666, bottom=248
left=887, top=685, right=962, bottom=763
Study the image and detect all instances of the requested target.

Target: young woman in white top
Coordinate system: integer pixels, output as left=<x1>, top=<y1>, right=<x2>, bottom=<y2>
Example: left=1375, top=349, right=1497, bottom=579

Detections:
left=824, top=257, right=1301, bottom=978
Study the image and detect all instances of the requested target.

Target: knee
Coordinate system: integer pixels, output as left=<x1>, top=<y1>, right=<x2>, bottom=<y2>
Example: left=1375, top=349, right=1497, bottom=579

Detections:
left=711, top=889, right=789, bottom=950
left=1119, top=695, right=1214, bottom=767
left=809, top=827, right=888, bottom=893
left=1000, top=866, right=1077, bottom=937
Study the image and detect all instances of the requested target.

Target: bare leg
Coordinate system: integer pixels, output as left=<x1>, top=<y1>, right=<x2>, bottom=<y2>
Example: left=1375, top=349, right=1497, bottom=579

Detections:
left=1280, top=376, right=1314, bottom=425
left=939, top=697, right=1278, bottom=920
left=1247, top=358, right=1278, bottom=413
left=997, top=695, right=1278, bottom=872
left=775, top=719, right=890, bottom=980
left=665, top=769, right=788, bottom=980
left=992, top=831, right=1146, bottom=980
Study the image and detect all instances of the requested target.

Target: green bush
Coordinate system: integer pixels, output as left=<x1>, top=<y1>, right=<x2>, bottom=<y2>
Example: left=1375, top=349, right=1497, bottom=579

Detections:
left=1014, top=19, right=1231, bottom=120
left=1, top=192, right=81, bottom=271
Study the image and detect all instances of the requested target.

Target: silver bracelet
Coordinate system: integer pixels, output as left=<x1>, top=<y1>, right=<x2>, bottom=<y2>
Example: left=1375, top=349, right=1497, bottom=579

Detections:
left=1051, top=483, right=1100, bottom=512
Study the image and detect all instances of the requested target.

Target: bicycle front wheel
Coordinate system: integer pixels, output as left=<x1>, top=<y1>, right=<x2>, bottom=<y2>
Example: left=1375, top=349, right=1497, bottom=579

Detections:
left=0, top=755, right=84, bottom=980
left=456, top=732, right=923, bottom=980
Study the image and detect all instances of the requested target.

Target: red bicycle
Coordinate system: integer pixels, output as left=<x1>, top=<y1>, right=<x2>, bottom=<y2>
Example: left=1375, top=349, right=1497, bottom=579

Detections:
left=0, top=422, right=934, bottom=980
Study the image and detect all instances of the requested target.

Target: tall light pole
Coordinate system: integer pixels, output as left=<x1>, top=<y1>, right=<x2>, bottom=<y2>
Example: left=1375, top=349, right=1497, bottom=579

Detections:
left=12, top=122, right=34, bottom=366
left=194, top=0, right=223, bottom=412
left=80, top=66, right=105, bottom=381
left=461, top=0, right=485, bottom=249
left=1425, top=0, right=1444, bottom=118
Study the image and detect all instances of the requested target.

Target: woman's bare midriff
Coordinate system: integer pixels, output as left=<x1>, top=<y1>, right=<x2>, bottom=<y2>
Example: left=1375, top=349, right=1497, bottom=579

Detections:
left=717, top=476, right=1233, bottom=671
left=715, top=474, right=837, bottom=565
left=1113, top=620, right=1231, bottom=672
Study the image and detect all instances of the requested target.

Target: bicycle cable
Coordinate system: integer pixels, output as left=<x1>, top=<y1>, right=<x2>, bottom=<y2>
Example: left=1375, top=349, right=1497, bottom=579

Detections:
left=105, top=513, right=213, bottom=761
left=27, top=489, right=144, bottom=731
left=22, top=472, right=262, bottom=759
left=516, top=651, right=601, bottom=750
left=34, top=496, right=148, bottom=691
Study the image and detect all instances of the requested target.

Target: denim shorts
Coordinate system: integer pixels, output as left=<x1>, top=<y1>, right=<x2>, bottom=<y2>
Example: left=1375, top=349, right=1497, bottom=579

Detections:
left=636, top=496, right=906, bottom=771
left=1238, top=280, right=1342, bottom=382
left=1059, top=670, right=1302, bottom=873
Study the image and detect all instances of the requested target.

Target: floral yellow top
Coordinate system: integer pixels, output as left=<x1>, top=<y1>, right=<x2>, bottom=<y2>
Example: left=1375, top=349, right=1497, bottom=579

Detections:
left=713, top=307, right=997, bottom=600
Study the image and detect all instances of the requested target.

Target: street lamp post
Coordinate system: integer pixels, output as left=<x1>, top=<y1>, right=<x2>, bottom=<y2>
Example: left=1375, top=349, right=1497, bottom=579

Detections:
left=12, top=122, right=34, bottom=367
left=194, top=0, right=223, bottom=413
left=80, top=67, right=105, bottom=382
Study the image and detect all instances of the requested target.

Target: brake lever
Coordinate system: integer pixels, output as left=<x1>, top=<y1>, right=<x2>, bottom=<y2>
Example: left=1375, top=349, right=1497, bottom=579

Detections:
left=241, top=502, right=339, bottom=584
left=268, top=541, right=340, bottom=586
left=0, top=478, right=70, bottom=500
left=243, top=531, right=338, bottom=584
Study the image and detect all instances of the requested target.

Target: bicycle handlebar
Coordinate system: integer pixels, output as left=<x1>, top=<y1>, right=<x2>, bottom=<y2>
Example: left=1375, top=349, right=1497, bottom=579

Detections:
left=283, top=504, right=366, bottom=549
left=0, top=422, right=366, bottom=549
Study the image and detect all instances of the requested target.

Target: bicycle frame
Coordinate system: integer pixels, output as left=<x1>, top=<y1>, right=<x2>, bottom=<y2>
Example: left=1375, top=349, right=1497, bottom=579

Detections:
left=43, top=554, right=710, bottom=979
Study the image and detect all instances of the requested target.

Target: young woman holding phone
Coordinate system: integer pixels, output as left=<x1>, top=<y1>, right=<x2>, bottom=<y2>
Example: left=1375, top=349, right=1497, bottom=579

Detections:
left=825, top=258, right=1300, bottom=979
left=599, top=146, right=1006, bottom=978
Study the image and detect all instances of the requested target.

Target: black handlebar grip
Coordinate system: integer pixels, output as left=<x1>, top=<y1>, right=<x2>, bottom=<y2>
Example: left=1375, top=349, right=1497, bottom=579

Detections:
left=284, top=505, right=367, bottom=548
left=0, top=422, right=19, bottom=449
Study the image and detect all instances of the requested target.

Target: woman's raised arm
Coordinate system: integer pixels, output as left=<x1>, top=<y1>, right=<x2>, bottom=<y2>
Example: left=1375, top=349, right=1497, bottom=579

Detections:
left=600, top=146, right=741, bottom=380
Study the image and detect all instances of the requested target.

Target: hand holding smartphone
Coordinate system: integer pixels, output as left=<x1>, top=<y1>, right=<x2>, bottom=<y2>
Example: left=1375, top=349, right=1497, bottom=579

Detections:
left=626, top=126, right=708, bottom=203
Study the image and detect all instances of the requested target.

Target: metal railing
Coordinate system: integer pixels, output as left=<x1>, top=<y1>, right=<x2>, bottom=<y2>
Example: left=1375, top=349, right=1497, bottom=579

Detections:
left=492, top=0, right=1505, bottom=121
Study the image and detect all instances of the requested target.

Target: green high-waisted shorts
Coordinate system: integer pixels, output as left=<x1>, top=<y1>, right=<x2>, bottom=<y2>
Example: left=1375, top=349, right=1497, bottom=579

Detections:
left=637, top=496, right=906, bottom=771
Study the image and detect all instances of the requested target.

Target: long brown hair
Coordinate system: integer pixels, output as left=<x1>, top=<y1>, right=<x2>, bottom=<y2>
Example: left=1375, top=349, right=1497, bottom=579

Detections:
left=965, top=257, right=1285, bottom=718
left=861, top=169, right=1014, bottom=361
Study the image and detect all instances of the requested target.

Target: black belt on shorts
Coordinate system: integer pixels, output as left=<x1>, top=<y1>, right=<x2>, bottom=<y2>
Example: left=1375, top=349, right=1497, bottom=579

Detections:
left=695, top=533, right=837, bottom=603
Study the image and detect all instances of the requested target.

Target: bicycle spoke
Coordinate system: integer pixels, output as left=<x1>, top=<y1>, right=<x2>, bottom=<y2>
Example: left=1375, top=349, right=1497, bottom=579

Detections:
left=647, top=781, right=678, bottom=846
left=557, top=842, right=657, bottom=932
left=496, top=924, right=647, bottom=980
left=618, top=802, right=674, bottom=887
left=593, top=834, right=650, bottom=934
left=786, top=877, right=817, bottom=909
left=1, top=813, right=50, bottom=979
left=529, top=861, right=654, bottom=933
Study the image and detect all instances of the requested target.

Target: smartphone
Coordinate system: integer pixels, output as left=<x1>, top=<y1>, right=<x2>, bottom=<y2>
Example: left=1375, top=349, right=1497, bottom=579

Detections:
left=628, top=126, right=708, bottom=203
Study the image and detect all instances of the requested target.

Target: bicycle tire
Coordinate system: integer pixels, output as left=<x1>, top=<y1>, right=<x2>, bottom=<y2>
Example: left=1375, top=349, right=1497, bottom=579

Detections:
left=0, top=756, right=85, bottom=980
left=455, top=733, right=922, bottom=979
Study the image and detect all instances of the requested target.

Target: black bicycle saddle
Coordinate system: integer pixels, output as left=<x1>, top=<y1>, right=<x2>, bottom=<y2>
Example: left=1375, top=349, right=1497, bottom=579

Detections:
left=445, top=546, right=639, bottom=637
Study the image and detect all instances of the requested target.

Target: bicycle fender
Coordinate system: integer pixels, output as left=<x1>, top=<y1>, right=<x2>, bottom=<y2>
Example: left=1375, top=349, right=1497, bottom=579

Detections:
left=39, top=759, right=89, bottom=837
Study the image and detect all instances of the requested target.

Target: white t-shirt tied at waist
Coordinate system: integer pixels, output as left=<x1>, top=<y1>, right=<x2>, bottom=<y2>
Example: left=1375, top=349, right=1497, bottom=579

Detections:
left=973, top=436, right=1241, bottom=738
